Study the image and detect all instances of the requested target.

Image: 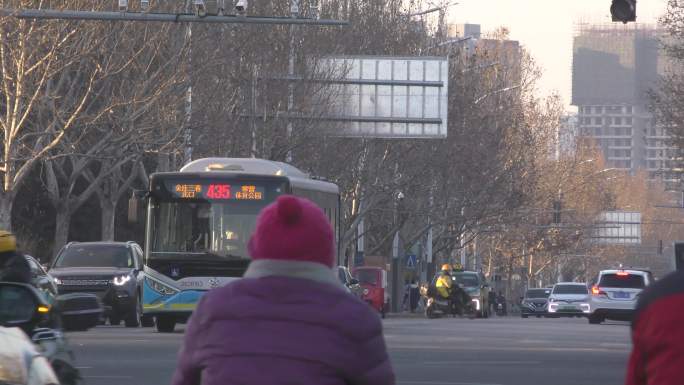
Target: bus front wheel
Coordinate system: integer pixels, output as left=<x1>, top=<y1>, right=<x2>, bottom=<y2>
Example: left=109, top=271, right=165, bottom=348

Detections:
left=156, top=316, right=176, bottom=333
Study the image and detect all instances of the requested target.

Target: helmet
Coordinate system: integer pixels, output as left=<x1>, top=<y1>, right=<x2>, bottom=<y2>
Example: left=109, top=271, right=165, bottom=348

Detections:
left=441, top=264, right=451, bottom=272
left=0, top=231, right=16, bottom=253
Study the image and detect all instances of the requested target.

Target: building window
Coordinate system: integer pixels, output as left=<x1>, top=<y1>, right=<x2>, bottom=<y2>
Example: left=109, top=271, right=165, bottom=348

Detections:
left=595, top=106, right=603, bottom=114
left=626, top=106, right=632, bottom=114
left=595, top=127, right=602, bottom=136
left=614, top=117, right=622, bottom=125
left=626, top=117, right=632, bottom=125
left=626, top=128, right=632, bottom=136
left=594, top=117, right=602, bottom=125
left=583, top=117, right=590, bottom=125
left=648, top=160, right=657, bottom=169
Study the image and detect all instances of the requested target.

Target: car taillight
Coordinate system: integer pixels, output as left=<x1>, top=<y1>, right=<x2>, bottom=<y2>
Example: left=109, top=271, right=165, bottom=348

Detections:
left=616, top=271, right=629, bottom=276
left=591, top=285, right=607, bottom=297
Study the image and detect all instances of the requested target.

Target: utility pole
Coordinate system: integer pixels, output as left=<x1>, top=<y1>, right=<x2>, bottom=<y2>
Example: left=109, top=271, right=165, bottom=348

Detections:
left=391, top=186, right=405, bottom=313
left=250, top=67, right=258, bottom=157
left=460, top=207, right=466, bottom=267
left=183, top=0, right=193, bottom=165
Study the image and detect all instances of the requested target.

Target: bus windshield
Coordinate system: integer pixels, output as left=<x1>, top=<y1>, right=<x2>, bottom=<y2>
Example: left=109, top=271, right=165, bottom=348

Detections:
left=148, top=177, right=287, bottom=260
left=150, top=200, right=271, bottom=260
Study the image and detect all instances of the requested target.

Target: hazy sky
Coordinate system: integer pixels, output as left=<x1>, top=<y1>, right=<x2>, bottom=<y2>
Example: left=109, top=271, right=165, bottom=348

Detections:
left=447, top=0, right=668, bottom=110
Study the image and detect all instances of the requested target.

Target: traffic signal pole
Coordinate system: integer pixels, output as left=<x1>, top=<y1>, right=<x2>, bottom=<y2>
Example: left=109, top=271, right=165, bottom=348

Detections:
left=0, top=8, right=349, bottom=25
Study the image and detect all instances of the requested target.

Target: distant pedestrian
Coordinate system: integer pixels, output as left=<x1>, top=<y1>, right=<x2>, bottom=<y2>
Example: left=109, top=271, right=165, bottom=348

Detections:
left=497, top=291, right=507, bottom=316
left=402, top=279, right=410, bottom=311
left=625, top=269, right=684, bottom=385
left=409, top=279, right=420, bottom=312
left=172, top=195, right=394, bottom=385
left=488, top=288, right=497, bottom=315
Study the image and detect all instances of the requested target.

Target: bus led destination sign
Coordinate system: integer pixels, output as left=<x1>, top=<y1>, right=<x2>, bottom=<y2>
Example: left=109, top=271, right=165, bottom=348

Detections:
left=172, top=183, right=264, bottom=200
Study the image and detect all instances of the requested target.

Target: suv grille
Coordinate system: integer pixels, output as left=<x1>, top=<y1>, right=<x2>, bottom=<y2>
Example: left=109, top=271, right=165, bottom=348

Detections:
left=58, top=276, right=112, bottom=292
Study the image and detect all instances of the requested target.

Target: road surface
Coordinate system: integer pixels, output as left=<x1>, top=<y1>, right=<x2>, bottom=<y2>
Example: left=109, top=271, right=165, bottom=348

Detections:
left=68, top=316, right=631, bottom=385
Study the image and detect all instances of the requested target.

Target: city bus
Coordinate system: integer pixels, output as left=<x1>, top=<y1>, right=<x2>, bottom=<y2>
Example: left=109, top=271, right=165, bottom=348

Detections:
left=129, top=158, right=340, bottom=332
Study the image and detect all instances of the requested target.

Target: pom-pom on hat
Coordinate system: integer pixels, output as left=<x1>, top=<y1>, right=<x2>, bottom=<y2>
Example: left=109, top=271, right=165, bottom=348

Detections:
left=248, top=195, right=335, bottom=267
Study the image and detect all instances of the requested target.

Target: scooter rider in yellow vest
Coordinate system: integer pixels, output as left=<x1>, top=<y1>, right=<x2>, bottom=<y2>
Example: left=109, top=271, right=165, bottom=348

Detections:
left=435, top=264, right=453, bottom=299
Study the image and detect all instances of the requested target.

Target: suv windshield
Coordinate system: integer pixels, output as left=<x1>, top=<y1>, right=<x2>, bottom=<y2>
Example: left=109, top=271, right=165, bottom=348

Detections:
left=55, top=245, right=133, bottom=268
left=599, top=273, right=645, bottom=289
left=453, top=272, right=480, bottom=287
left=526, top=289, right=551, bottom=298
left=553, top=285, right=588, bottom=295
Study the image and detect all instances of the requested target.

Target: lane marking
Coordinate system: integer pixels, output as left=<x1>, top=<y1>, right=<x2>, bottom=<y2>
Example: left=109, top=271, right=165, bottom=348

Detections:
left=75, top=366, right=92, bottom=369
left=422, top=360, right=541, bottom=366
left=600, top=342, right=631, bottom=348
left=83, top=376, right=133, bottom=379
left=398, top=381, right=502, bottom=385
left=388, top=345, right=628, bottom=353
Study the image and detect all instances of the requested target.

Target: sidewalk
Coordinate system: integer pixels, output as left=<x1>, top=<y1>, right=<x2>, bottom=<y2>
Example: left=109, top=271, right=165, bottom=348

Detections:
left=386, top=311, right=425, bottom=319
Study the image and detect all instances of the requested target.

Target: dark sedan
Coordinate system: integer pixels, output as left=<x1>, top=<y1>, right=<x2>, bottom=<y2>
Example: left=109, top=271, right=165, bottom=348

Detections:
left=520, top=288, right=552, bottom=318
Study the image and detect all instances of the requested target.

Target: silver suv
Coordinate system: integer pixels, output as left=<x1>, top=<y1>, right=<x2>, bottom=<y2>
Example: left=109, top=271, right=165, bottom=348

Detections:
left=588, top=268, right=653, bottom=324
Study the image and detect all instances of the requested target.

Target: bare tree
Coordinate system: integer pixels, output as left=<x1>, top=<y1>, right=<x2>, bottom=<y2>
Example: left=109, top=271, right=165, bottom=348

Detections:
left=0, top=1, right=112, bottom=230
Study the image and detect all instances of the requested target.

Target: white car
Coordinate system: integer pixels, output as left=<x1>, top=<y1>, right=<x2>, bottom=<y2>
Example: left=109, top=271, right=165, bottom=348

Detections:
left=588, top=268, right=653, bottom=324
left=547, top=282, right=591, bottom=317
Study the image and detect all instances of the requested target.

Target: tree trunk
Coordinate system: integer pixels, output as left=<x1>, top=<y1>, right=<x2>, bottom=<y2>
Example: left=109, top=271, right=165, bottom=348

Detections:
left=0, top=195, right=13, bottom=231
left=54, top=205, right=71, bottom=251
left=101, top=199, right=116, bottom=241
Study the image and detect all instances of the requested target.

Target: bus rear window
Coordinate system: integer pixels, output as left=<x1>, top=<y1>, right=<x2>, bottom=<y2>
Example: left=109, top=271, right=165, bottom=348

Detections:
left=598, top=274, right=645, bottom=289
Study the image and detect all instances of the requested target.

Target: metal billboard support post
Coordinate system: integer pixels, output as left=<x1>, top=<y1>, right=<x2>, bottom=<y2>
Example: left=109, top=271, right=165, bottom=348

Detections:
left=285, top=0, right=298, bottom=163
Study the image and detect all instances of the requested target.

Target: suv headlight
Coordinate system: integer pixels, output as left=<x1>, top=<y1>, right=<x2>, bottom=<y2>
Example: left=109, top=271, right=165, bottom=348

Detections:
left=112, top=274, right=132, bottom=286
left=146, top=277, right=178, bottom=295
left=53, top=277, right=62, bottom=285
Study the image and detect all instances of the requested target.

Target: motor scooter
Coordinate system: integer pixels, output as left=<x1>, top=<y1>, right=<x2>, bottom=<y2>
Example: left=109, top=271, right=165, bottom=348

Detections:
left=0, top=282, right=101, bottom=385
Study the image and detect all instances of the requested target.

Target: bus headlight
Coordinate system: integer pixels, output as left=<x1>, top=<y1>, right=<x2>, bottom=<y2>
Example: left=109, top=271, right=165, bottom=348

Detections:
left=146, top=277, right=178, bottom=295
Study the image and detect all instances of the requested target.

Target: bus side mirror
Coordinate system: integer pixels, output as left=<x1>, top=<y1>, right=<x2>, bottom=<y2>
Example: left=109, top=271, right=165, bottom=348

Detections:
left=128, top=191, right=145, bottom=224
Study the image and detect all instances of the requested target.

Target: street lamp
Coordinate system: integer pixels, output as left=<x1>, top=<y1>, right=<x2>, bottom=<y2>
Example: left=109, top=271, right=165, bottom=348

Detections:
left=405, top=1, right=458, bottom=17
left=473, top=84, right=521, bottom=105
left=429, top=36, right=472, bottom=49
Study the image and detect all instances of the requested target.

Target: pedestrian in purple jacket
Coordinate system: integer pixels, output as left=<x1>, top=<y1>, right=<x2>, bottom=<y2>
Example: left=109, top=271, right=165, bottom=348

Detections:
left=171, top=195, right=395, bottom=385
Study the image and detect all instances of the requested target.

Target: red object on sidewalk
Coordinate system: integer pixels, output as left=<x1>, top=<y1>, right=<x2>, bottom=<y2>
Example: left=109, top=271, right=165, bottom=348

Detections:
left=352, top=267, right=389, bottom=316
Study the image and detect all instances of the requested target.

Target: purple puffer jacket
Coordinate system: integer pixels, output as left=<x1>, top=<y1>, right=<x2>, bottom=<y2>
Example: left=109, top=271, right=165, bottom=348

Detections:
left=171, top=260, right=395, bottom=385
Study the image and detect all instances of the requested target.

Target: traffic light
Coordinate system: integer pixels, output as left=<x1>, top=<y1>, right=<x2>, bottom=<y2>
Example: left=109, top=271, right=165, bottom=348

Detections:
left=611, top=0, right=636, bottom=24
left=675, top=242, right=684, bottom=271
left=552, top=200, right=561, bottom=224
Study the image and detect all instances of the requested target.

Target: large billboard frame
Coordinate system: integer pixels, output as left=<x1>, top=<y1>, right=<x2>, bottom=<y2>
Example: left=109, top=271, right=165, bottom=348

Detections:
left=318, top=55, right=449, bottom=138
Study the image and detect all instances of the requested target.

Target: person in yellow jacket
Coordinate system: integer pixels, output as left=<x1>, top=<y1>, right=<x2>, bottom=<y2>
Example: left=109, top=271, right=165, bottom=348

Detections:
left=0, top=230, right=30, bottom=283
left=435, top=264, right=453, bottom=299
